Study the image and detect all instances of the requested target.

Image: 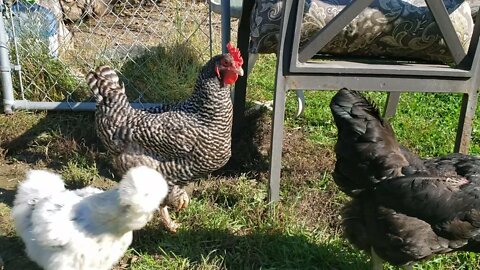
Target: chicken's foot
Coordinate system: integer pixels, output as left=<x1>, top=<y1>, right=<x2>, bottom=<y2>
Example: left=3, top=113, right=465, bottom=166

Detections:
left=159, top=206, right=180, bottom=233
left=167, top=186, right=190, bottom=211
left=159, top=186, right=190, bottom=233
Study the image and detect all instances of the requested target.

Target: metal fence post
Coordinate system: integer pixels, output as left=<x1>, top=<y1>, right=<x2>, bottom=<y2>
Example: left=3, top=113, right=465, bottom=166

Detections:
left=221, top=0, right=230, bottom=53
left=0, top=1, right=14, bottom=114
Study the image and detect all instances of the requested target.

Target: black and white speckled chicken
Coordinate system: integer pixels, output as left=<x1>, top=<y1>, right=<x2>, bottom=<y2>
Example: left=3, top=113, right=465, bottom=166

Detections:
left=330, top=89, right=480, bottom=270
left=87, top=43, right=244, bottom=233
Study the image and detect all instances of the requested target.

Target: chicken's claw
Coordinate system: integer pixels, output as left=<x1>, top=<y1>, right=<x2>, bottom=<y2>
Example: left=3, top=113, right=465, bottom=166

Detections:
left=174, top=190, right=190, bottom=211
left=167, top=186, right=190, bottom=211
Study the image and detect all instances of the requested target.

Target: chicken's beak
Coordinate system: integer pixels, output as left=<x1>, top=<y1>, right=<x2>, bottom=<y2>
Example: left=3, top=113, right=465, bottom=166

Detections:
left=236, top=66, right=244, bottom=77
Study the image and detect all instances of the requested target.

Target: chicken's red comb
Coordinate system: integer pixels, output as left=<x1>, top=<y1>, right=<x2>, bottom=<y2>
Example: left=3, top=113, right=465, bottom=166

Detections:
left=227, top=42, right=243, bottom=66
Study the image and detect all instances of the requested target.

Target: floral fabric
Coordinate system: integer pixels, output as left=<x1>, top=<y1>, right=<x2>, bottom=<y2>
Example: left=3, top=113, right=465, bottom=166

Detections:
left=250, top=0, right=474, bottom=64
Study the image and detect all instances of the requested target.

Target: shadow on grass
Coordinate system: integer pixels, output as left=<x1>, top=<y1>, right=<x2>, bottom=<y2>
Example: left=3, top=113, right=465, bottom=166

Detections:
left=0, top=187, right=16, bottom=207
left=1, top=111, right=115, bottom=180
left=0, top=235, right=41, bottom=270
left=0, top=227, right=368, bottom=270
left=214, top=106, right=270, bottom=179
left=2, top=106, right=272, bottom=183
left=132, top=227, right=369, bottom=269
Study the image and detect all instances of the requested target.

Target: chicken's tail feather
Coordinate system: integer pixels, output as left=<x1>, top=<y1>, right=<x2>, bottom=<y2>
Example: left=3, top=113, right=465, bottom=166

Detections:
left=87, top=65, right=125, bottom=103
left=330, top=89, right=411, bottom=195
left=117, top=166, right=169, bottom=231
left=12, top=170, right=66, bottom=235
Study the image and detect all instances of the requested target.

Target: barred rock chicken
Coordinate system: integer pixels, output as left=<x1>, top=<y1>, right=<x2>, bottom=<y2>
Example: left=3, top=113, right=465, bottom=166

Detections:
left=87, top=42, right=244, bottom=233
left=11, top=166, right=168, bottom=270
left=330, top=89, right=480, bottom=270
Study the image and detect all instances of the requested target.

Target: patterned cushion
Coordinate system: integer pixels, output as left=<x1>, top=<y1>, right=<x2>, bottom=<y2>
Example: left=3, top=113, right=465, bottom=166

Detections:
left=250, top=0, right=474, bottom=64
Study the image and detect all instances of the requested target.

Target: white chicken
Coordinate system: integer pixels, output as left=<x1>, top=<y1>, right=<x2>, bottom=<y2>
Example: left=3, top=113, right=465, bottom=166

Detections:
left=11, top=166, right=168, bottom=270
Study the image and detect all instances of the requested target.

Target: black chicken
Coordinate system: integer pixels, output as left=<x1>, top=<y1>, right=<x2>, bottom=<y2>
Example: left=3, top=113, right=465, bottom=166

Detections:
left=87, top=43, right=244, bottom=232
left=330, top=88, right=480, bottom=269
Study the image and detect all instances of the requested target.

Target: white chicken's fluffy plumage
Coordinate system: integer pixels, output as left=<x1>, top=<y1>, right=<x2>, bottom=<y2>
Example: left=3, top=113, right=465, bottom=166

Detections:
left=11, top=166, right=168, bottom=270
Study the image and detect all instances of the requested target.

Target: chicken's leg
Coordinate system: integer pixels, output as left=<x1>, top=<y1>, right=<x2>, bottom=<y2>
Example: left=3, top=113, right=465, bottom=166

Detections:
left=159, top=206, right=180, bottom=233
left=371, top=247, right=414, bottom=270
left=159, top=186, right=190, bottom=233
left=167, top=185, right=190, bottom=211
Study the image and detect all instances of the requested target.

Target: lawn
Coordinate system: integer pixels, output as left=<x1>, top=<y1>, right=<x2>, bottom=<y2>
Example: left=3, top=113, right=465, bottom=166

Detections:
left=1, top=49, right=480, bottom=270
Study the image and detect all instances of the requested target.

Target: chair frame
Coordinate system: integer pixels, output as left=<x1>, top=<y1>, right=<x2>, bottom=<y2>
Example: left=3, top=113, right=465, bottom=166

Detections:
left=233, top=0, right=480, bottom=201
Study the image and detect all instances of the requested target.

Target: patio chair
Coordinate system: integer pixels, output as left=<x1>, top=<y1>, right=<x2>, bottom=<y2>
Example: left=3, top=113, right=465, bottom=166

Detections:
left=232, top=0, right=480, bottom=202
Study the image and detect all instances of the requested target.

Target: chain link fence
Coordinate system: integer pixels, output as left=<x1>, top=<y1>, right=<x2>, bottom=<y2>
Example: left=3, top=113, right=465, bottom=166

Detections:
left=1, top=0, right=230, bottom=113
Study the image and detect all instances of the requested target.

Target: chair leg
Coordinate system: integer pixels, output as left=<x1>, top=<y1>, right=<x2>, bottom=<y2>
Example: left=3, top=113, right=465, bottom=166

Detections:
left=454, top=91, right=478, bottom=153
left=371, top=247, right=383, bottom=270
left=268, top=76, right=287, bottom=202
left=295, top=89, right=305, bottom=118
left=247, top=53, right=259, bottom=75
left=383, top=92, right=401, bottom=118
left=220, top=0, right=231, bottom=53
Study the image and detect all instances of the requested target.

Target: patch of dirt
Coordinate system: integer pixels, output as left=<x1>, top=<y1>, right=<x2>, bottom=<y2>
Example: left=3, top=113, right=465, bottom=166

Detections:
left=220, top=106, right=336, bottom=182
left=297, top=187, right=346, bottom=232
left=278, top=128, right=344, bottom=231
left=214, top=107, right=343, bottom=232
left=282, top=129, right=335, bottom=180
left=0, top=161, right=32, bottom=207
left=219, top=107, right=271, bottom=178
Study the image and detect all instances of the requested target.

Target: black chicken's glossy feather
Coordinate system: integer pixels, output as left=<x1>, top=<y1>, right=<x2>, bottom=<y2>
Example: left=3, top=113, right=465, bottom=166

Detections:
left=330, top=89, right=423, bottom=195
left=331, top=89, right=480, bottom=266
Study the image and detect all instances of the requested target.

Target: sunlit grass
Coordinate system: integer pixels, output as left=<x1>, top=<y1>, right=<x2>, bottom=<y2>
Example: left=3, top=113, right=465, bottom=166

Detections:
left=1, top=49, right=480, bottom=270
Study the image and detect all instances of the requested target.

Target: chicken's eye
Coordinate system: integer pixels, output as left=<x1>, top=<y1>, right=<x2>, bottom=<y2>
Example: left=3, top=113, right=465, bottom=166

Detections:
left=222, top=59, right=231, bottom=67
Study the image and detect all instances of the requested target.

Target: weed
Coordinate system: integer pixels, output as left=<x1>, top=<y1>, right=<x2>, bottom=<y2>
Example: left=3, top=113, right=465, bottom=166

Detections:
left=120, top=43, right=202, bottom=103
left=61, top=155, right=99, bottom=189
left=11, top=35, right=89, bottom=102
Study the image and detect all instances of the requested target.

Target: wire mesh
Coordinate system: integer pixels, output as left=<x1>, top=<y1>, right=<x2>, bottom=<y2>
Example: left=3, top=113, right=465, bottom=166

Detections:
left=3, top=0, right=228, bottom=110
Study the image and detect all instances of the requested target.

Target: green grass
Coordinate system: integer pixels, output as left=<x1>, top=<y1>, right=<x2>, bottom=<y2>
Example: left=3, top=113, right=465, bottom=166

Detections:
left=2, top=51, right=480, bottom=270
left=123, top=177, right=369, bottom=270
left=61, top=155, right=100, bottom=189
left=11, top=37, right=89, bottom=101
left=120, top=43, right=203, bottom=103
left=7, top=34, right=204, bottom=104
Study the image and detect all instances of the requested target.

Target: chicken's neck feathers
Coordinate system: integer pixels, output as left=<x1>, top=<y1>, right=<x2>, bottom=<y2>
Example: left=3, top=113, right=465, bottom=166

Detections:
left=73, top=188, right=149, bottom=236
left=183, top=72, right=232, bottom=112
